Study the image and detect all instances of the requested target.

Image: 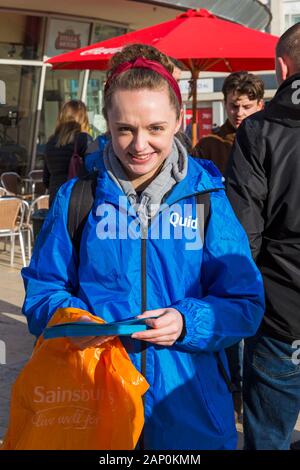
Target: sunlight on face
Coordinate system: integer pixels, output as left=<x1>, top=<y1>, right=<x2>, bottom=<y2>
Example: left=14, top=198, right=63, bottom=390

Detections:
left=107, top=88, right=182, bottom=189
left=225, top=91, right=264, bottom=129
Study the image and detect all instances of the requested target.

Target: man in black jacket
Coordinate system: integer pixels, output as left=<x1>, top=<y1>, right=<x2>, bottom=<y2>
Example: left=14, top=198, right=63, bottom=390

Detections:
left=226, top=23, right=300, bottom=450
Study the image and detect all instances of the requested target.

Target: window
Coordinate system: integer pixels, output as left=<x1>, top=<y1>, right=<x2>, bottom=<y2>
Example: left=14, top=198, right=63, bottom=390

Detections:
left=0, top=12, right=45, bottom=60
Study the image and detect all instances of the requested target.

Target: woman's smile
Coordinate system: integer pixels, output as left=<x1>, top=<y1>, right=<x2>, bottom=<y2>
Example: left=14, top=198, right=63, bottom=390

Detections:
left=128, top=151, right=157, bottom=163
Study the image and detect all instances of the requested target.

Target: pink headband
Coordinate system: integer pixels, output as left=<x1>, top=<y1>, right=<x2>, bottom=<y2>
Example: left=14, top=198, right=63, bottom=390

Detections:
left=104, top=56, right=182, bottom=106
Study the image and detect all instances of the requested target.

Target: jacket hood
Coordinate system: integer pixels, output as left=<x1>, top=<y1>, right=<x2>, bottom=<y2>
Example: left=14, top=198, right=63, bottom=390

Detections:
left=95, top=155, right=224, bottom=208
left=265, top=73, right=300, bottom=128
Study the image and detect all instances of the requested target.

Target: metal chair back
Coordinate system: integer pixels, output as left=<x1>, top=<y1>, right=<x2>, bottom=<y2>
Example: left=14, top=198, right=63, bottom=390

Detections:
left=28, top=170, right=46, bottom=197
left=0, top=172, right=21, bottom=195
left=0, top=187, right=8, bottom=197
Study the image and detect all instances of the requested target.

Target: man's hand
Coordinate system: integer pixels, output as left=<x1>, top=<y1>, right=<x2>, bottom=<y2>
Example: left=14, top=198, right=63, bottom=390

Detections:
left=131, top=308, right=183, bottom=346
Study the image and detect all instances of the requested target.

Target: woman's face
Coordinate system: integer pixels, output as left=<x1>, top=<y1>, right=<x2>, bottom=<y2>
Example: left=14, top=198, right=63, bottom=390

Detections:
left=107, top=87, right=182, bottom=187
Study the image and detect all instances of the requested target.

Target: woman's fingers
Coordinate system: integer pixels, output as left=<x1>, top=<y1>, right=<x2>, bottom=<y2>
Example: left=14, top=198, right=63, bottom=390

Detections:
left=86, top=335, right=115, bottom=348
left=132, top=324, right=177, bottom=340
left=69, top=335, right=115, bottom=350
left=69, top=335, right=96, bottom=350
left=136, top=309, right=166, bottom=319
left=132, top=308, right=183, bottom=346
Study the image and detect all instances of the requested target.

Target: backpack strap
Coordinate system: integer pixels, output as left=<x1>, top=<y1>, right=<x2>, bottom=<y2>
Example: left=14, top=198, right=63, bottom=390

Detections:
left=196, top=192, right=237, bottom=394
left=67, top=171, right=98, bottom=257
left=196, top=192, right=210, bottom=242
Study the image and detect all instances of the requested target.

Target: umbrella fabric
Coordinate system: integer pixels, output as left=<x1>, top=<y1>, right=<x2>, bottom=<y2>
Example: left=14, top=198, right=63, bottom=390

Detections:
left=47, top=9, right=278, bottom=72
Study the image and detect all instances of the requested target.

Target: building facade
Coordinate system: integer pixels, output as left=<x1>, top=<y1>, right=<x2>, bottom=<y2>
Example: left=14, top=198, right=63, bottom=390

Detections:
left=0, top=0, right=182, bottom=175
left=0, top=1, right=295, bottom=176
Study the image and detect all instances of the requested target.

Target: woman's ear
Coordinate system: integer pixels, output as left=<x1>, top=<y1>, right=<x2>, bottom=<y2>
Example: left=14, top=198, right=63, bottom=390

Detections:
left=175, top=108, right=184, bottom=134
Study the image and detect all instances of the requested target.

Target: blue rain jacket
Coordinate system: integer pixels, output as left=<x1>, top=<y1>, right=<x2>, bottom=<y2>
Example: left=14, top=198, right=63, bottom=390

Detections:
left=22, top=156, right=264, bottom=450
left=84, top=134, right=108, bottom=172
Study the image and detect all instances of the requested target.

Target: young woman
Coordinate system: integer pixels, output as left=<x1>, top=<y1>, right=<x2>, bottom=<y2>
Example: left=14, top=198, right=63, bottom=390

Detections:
left=22, top=44, right=264, bottom=450
left=43, top=100, right=92, bottom=205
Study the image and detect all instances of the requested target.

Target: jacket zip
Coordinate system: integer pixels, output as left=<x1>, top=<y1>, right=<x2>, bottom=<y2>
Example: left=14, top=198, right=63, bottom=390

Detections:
left=139, top=228, right=147, bottom=450
left=138, top=188, right=221, bottom=449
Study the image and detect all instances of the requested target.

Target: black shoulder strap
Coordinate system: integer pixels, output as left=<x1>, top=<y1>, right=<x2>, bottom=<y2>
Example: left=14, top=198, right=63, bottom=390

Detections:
left=196, top=192, right=210, bottom=237
left=67, top=172, right=98, bottom=256
left=196, top=191, right=237, bottom=394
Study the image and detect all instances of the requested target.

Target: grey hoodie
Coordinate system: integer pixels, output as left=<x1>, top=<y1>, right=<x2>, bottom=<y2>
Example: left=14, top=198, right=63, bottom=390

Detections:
left=103, top=136, right=188, bottom=227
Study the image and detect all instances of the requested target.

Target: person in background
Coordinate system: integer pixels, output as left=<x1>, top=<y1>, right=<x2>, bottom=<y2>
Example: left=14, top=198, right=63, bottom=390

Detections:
left=193, top=71, right=265, bottom=420
left=22, top=43, right=264, bottom=450
left=43, top=100, right=92, bottom=205
left=226, top=23, right=300, bottom=449
left=192, top=71, right=264, bottom=174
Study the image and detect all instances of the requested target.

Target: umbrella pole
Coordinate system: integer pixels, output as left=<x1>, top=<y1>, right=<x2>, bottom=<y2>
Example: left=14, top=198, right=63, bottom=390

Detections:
left=191, top=69, right=199, bottom=148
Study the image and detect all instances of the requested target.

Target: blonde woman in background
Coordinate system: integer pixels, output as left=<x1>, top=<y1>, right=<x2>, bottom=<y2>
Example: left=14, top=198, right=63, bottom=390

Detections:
left=43, top=100, right=92, bottom=206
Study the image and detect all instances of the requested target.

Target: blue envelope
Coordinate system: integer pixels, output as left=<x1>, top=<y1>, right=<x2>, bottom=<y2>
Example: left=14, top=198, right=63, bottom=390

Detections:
left=43, top=316, right=154, bottom=339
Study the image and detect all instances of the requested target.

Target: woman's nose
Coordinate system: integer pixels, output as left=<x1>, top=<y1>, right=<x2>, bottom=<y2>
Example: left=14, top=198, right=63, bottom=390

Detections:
left=131, top=131, right=148, bottom=153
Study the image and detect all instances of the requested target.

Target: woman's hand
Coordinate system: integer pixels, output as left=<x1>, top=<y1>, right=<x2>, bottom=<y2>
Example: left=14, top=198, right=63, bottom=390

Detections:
left=131, top=308, right=183, bottom=346
left=67, top=316, right=115, bottom=350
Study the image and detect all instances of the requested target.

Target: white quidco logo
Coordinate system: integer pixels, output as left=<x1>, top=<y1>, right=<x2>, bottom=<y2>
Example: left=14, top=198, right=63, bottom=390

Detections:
left=95, top=198, right=205, bottom=250
left=169, top=212, right=198, bottom=230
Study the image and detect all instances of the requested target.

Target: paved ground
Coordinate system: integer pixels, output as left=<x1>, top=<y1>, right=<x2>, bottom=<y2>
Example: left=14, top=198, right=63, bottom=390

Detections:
left=0, top=243, right=34, bottom=442
left=0, top=241, right=299, bottom=448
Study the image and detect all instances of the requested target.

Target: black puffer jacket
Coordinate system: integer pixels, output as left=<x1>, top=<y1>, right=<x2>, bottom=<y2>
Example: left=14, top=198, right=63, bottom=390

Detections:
left=44, top=132, right=90, bottom=206
left=226, top=73, right=300, bottom=343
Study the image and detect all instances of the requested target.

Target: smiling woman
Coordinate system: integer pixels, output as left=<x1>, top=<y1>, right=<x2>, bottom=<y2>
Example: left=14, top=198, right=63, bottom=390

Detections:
left=108, top=88, right=182, bottom=190
left=21, top=43, right=265, bottom=450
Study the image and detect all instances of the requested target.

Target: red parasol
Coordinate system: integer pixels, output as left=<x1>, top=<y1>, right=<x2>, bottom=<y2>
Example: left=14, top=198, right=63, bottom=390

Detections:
left=47, top=9, right=278, bottom=145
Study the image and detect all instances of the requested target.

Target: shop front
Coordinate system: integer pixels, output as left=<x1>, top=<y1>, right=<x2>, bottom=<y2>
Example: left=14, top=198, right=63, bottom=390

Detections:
left=0, top=9, right=126, bottom=176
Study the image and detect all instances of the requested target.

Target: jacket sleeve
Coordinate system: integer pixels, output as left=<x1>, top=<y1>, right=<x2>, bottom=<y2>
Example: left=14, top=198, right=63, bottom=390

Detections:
left=192, top=139, right=207, bottom=159
left=21, top=180, right=90, bottom=337
left=173, top=189, right=265, bottom=352
left=225, top=118, right=268, bottom=260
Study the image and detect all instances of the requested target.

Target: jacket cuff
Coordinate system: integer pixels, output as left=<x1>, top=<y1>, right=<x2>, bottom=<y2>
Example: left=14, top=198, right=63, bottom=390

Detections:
left=172, top=299, right=209, bottom=351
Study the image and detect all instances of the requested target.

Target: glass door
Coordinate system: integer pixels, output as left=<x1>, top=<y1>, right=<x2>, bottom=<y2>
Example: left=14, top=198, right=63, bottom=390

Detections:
left=0, top=63, right=41, bottom=176
left=35, top=67, right=82, bottom=170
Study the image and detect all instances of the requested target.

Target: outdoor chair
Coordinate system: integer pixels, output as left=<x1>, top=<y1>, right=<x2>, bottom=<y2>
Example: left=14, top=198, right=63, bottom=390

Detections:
left=0, top=187, right=8, bottom=197
left=0, top=197, right=26, bottom=267
left=0, top=172, right=21, bottom=195
left=28, top=169, right=46, bottom=198
left=22, top=194, right=49, bottom=260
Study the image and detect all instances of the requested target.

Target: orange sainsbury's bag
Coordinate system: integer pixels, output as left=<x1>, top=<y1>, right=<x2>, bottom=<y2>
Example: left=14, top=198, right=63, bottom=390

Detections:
left=1, top=308, right=149, bottom=450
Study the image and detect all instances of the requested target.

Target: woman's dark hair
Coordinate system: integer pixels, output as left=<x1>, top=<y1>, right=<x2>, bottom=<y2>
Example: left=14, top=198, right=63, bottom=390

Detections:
left=103, top=43, right=181, bottom=119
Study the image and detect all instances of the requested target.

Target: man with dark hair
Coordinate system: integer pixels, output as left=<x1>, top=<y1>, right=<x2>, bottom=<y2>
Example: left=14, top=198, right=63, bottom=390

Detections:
left=226, top=23, right=300, bottom=450
left=192, top=71, right=264, bottom=174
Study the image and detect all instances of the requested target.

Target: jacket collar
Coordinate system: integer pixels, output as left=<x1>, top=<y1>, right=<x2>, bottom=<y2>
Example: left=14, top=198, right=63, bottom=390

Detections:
left=94, top=155, right=224, bottom=208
